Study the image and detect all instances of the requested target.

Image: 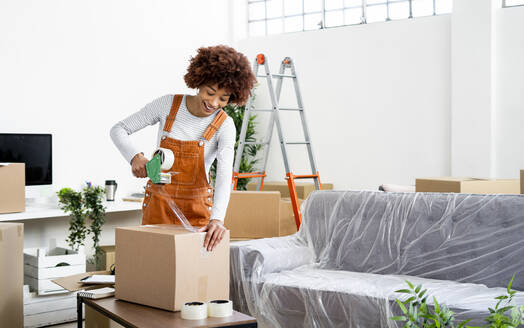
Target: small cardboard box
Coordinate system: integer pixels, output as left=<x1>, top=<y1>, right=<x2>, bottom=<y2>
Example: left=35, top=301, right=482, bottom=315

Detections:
left=416, top=177, right=521, bottom=194
left=225, top=191, right=301, bottom=239
left=0, top=163, right=25, bottom=214
left=115, top=225, right=229, bottom=312
left=520, top=170, right=524, bottom=194
left=247, top=181, right=333, bottom=199
left=0, top=223, right=24, bottom=328
left=98, top=245, right=115, bottom=271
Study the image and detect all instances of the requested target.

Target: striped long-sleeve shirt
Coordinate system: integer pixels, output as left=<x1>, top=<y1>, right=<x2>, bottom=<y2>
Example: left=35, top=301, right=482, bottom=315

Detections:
left=110, top=94, right=236, bottom=222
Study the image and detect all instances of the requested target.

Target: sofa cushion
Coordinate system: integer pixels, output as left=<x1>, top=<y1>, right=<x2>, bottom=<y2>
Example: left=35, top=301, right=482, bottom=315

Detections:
left=257, top=266, right=524, bottom=328
left=300, top=191, right=524, bottom=290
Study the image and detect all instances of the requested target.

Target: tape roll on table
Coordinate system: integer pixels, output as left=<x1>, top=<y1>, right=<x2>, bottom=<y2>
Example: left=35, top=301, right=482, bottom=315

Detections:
left=208, top=300, right=233, bottom=318
left=181, top=302, right=208, bottom=320
left=152, top=147, right=175, bottom=171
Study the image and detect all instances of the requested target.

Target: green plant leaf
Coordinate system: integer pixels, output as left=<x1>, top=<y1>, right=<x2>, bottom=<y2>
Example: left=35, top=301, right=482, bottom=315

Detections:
left=406, top=280, right=415, bottom=290
left=433, top=297, right=440, bottom=314
left=415, top=284, right=422, bottom=293
left=391, top=316, right=407, bottom=321
left=396, top=289, right=412, bottom=294
left=396, top=299, right=408, bottom=315
left=507, top=274, right=515, bottom=294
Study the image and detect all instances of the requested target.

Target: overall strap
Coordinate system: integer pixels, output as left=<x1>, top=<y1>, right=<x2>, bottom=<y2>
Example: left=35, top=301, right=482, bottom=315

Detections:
left=202, top=109, right=228, bottom=141
left=163, top=94, right=184, bottom=133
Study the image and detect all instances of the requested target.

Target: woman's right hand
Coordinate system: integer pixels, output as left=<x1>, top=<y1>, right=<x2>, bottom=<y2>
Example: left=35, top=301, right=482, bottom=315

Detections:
left=131, top=153, right=149, bottom=178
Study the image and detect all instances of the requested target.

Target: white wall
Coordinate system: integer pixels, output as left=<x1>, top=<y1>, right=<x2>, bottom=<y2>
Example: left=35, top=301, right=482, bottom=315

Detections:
left=0, top=0, right=231, bottom=197
left=235, top=16, right=452, bottom=190
left=494, top=5, right=524, bottom=178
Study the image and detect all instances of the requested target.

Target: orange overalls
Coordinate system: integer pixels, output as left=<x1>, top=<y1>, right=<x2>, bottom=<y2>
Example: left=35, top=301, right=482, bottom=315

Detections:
left=141, top=94, right=228, bottom=227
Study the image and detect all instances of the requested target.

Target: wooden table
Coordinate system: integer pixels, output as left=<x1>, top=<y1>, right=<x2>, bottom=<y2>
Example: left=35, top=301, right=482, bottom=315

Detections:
left=77, top=295, right=257, bottom=328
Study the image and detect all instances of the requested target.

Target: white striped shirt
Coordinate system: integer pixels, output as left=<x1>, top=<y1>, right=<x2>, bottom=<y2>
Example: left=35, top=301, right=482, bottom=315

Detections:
left=110, top=94, right=236, bottom=222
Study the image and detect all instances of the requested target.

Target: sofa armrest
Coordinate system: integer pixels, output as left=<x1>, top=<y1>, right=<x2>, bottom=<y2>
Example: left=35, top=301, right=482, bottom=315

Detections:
left=231, top=235, right=314, bottom=278
left=229, top=235, right=314, bottom=315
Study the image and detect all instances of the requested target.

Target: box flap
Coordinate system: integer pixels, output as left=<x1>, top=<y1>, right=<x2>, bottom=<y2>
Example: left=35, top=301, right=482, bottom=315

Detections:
left=52, top=271, right=112, bottom=292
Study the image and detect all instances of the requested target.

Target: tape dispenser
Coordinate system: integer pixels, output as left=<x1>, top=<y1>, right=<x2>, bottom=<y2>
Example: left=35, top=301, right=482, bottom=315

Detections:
left=145, top=148, right=177, bottom=184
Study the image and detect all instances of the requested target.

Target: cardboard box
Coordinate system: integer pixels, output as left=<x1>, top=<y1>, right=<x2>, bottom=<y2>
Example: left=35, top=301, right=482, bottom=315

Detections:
left=225, top=191, right=301, bottom=239
left=247, top=181, right=333, bottom=199
left=0, top=163, right=25, bottom=214
left=416, top=177, right=521, bottom=194
left=0, top=223, right=24, bottom=328
left=115, top=225, right=229, bottom=312
left=52, top=271, right=113, bottom=292
left=98, top=245, right=115, bottom=271
left=520, top=170, right=524, bottom=194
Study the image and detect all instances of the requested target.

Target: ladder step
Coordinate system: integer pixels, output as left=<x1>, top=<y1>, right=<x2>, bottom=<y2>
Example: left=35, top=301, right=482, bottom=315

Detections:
left=279, top=107, right=302, bottom=111
left=242, top=141, right=268, bottom=145
left=285, top=142, right=310, bottom=145
left=256, top=74, right=296, bottom=78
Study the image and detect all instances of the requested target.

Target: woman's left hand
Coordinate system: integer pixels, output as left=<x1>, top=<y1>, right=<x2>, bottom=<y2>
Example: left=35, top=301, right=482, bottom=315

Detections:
left=198, top=219, right=227, bottom=252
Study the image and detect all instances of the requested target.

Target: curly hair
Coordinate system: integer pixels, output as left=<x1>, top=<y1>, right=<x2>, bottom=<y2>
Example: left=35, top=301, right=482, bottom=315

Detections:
left=184, top=45, right=256, bottom=105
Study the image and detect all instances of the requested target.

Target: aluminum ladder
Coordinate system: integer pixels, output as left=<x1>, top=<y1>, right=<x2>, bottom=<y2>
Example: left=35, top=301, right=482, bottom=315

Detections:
left=232, top=54, right=322, bottom=229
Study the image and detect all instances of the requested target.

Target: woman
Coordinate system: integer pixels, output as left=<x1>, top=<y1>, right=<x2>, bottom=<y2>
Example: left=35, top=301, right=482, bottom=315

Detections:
left=110, top=45, right=256, bottom=251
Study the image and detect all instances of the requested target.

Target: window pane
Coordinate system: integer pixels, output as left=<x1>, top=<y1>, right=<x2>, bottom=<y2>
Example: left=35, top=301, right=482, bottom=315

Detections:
left=325, top=10, right=344, bottom=27
left=344, top=8, right=362, bottom=24
left=284, top=16, right=303, bottom=32
left=304, top=13, right=322, bottom=30
left=436, top=0, right=452, bottom=14
left=366, top=4, right=387, bottom=22
left=505, top=0, right=524, bottom=6
left=249, top=21, right=266, bottom=36
left=267, top=0, right=283, bottom=18
left=267, top=18, right=283, bottom=34
left=249, top=2, right=266, bottom=20
left=345, top=0, right=362, bottom=8
left=304, top=0, right=322, bottom=13
left=284, top=0, right=303, bottom=15
left=413, top=0, right=434, bottom=16
left=389, top=1, right=410, bottom=20
left=325, top=0, right=344, bottom=10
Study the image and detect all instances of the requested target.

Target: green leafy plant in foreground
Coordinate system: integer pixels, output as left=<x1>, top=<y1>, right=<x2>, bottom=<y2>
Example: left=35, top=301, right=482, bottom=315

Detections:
left=391, top=275, right=524, bottom=328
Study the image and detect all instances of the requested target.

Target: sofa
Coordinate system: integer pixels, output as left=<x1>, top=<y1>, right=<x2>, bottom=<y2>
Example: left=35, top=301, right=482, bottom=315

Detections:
left=230, top=190, right=524, bottom=327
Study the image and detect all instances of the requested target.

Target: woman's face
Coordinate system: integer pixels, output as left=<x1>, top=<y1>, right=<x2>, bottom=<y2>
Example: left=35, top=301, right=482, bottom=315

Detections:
left=196, top=84, right=231, bottom=117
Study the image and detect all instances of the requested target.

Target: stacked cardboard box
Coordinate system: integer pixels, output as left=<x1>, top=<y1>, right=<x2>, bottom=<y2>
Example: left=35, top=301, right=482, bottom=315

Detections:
left=0, top=223, right=24, bottom=328
left=415, top=177, right=520, bottom=194
left=115, top=225, right=229, bottom=312
left=247, top=181, right=333, bottom=199
left=98, top=245, right=115, bottom=271
left=0, top=163, right=25, bottom=214
left=225, top=191, right=302, bottom=239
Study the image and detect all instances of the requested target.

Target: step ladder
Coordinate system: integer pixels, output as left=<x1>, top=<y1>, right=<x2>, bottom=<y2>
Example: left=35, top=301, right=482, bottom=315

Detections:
left=232, top=54, right=322, bottom=229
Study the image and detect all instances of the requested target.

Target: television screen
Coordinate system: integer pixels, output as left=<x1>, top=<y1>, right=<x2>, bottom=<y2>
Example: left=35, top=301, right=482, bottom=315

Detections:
left=0, top=133, right=52, bottom=185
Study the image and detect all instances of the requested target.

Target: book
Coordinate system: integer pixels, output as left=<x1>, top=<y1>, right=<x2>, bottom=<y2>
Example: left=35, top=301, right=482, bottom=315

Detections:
left=78, top=287, right=115, bottom=299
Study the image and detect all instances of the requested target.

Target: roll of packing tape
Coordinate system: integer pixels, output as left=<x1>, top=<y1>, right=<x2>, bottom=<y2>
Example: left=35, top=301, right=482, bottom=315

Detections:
left=181, top=302, right=208, bottom=320
left=208, top=300, right=233, bottom=318
left=152, top=147, right=175, bottom=171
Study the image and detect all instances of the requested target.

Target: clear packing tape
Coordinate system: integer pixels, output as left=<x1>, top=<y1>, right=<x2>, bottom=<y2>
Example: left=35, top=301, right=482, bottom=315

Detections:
left=143, top=184, right=197, bottom=232
left=230, top=190, right=524, bottom=327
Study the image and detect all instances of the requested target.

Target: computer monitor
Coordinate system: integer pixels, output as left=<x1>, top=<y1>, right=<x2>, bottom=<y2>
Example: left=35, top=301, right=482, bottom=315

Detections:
left=0, top=133, right=52, bottom=186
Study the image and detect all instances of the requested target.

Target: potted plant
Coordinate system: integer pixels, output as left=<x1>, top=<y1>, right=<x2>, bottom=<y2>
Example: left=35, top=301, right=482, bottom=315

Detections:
left=57, top=184, right=106, bottom=268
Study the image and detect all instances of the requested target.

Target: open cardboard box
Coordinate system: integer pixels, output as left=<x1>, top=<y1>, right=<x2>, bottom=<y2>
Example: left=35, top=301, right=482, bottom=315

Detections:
left=52, top=271, right=113, bottom=292
left=416, top=177, right=520, bottom=194
left=0, top=163, right=25, bottom=214
left=225, top=191, right=302, bottom=239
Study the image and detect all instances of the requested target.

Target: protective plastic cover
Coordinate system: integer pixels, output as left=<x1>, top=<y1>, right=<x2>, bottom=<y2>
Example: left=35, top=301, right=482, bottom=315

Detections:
left=230, top=190, right=524, bottom=327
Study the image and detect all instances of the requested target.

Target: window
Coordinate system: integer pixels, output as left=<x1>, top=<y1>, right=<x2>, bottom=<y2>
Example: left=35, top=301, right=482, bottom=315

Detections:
left=503, top=0, right=524, bottom=7
left=248, top=0, right=452, bottom=37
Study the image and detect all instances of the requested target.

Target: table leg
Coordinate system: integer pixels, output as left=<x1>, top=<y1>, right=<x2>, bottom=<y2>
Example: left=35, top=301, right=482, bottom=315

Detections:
left=77, top=294, right=83, bottom=328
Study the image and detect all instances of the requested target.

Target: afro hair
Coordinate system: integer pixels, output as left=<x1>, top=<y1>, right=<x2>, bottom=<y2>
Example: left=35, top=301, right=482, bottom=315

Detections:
left=184, top=45, right=256, bottom=105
